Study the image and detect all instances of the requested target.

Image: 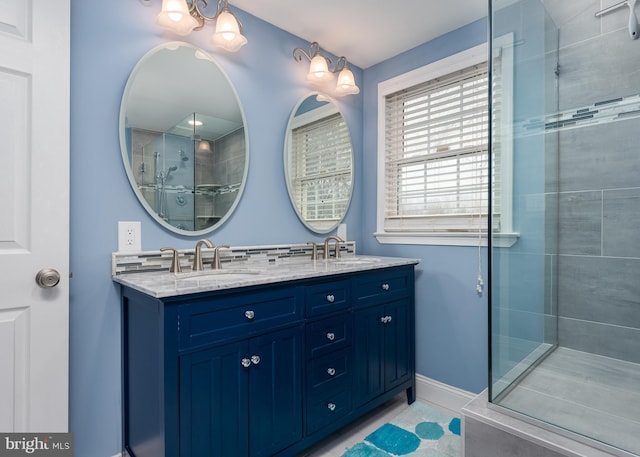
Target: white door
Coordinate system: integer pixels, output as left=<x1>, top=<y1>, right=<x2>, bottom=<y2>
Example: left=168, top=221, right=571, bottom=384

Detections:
left=0, top=0, right=70, bottom=432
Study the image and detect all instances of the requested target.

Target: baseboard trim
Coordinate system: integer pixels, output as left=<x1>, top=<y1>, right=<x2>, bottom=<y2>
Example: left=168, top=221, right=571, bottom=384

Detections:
left=415, top=374, right=476, bottom=414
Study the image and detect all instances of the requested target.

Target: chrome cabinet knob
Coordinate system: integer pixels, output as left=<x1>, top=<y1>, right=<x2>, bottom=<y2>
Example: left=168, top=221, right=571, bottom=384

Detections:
left=380, top=316, right=393, bottom=324
left=245, top=310, right=255, bottom=320
left=327, top=403, right=336, bottom=411
left=35, top=268, right=61, bottom=288
left=251, top=355, right=261, bottom=365
left=326, top=332, right=335, bottom=341
left=241, top=358, right=251, bottom=368
left=327, top=367, right=336, bottom=376
left=381, top=283, right=390, bottom=291
left=326, top=294, right=335, bottom=303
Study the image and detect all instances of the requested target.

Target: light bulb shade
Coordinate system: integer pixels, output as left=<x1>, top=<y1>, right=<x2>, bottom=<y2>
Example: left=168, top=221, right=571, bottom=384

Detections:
left=198, top=140, right=211, bottom=153
left=156, top=0, right=198, bottom=36
left=306, top=55, right=333, bottom=83
left=335, top=67, right=360, bottom=96
left=211, top=10, right=248, bottom=52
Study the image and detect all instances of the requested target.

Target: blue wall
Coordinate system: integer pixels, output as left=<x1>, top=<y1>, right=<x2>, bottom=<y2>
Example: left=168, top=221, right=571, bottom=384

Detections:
left=70, top=1, right=486, bottom=454
left=359, top=19, right=489, bottom=394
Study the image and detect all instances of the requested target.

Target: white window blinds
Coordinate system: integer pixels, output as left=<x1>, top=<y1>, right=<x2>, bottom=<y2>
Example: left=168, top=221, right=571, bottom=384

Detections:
left=383, top=63, right=490, bottom=233
left=291, top=112, right=352, bottom=231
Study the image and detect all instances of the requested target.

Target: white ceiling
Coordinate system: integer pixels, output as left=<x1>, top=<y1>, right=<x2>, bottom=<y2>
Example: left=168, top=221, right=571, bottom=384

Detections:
left=230, top=0, right=488, bottom=69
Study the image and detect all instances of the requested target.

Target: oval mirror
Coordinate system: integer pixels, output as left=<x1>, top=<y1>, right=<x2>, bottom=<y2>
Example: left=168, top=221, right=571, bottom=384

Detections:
left=284, top=93, right=354, bottom=233
left=119, top=42, right=249, bottom=235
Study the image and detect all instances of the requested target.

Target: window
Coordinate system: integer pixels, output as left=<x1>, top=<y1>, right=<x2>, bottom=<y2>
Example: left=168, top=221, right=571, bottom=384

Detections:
left=376, top=43, right=513, bottom=246
left=289, top=103, right=353, bottom=231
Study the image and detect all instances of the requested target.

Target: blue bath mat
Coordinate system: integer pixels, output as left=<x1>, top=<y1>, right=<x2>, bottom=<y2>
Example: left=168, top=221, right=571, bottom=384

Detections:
left=342, top=402, right=461, bottom=457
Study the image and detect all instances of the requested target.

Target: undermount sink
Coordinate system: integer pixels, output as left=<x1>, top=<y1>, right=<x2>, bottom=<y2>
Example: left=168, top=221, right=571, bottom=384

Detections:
left=332, top=257, right=382, bottom=265
left=174, top=269, right=262, bottom=282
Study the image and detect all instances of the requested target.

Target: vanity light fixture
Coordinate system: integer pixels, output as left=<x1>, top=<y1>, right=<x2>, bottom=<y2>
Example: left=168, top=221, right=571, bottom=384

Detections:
left=293, top=42, right=360, bottom=96
left=155, top=0, right=248, bottom=52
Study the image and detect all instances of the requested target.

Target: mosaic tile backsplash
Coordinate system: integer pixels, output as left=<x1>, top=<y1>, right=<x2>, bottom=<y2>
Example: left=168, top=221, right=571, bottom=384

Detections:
left=112, top=242, right=356, bottom=276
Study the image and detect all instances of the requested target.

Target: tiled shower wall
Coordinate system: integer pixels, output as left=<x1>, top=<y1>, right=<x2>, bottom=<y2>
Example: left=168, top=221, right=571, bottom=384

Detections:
left=546, top=1, right=640, bottom=363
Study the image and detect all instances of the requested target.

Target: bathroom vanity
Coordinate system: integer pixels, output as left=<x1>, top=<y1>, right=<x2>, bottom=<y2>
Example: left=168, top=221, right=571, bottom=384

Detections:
left=114, top=249, right=417, bottom=457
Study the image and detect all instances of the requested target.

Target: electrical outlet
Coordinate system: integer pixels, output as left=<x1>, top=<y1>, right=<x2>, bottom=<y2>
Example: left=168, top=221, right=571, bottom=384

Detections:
left=337, top=223, right=347, bottom=241
left=118, top=221, right=141, bottom=252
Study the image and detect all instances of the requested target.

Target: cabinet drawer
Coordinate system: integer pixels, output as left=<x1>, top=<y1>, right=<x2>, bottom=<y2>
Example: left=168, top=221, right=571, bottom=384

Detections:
left=305, top=279, right=351, bottom=317
left=353, top=267, right=412, bottom=305
left=307, top=348, right=351, bottom=392
left=306, top=314, right=351, bottom=358
left=178, top=288, right=302, bottom=350
left=306, top=388, right=351, bottom=435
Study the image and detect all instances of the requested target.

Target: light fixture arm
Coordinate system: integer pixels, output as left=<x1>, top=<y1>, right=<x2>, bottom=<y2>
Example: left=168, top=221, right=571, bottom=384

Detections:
left=187, top=0, right=244, bottom=33
left=333, top=56, right=349, bottom=73
left=293, top=42, right=333, bottom=67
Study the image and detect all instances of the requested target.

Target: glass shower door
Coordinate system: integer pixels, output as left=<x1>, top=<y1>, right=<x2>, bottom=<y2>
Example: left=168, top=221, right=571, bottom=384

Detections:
left=489, top=0, right=559, bottom=402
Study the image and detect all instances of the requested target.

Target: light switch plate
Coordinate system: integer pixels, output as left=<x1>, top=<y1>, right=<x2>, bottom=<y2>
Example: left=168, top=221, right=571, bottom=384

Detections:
left=118, top=221, right=141, bottom=252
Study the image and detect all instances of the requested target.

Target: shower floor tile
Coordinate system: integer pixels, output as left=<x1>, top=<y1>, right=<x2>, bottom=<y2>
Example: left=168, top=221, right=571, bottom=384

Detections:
left=498, top=347, right=640, bottom=456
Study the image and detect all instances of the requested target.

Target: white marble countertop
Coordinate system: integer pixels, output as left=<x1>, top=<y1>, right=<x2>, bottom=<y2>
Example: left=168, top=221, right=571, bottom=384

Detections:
left=112, top=255, right=419, bottom=299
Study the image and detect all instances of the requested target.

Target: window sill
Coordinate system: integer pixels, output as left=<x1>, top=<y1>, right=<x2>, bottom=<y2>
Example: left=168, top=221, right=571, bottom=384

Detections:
left=374, top=231, right=519, bottom=247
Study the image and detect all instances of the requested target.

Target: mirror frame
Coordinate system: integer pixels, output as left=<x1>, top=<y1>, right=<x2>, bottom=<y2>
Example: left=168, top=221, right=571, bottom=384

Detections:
left=284, top=92, right=354, bottom=234
left=119, top=41, right=250, bottom=236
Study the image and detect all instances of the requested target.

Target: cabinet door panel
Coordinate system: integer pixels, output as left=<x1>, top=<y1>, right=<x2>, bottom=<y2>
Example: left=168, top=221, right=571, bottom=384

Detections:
left=353, top=305, right=385, bottom=407
left=250, top=326, right=303, bottom=457
left=384, top=298, right=412, bottom=390
left=180, top=341, right=249, bottom=456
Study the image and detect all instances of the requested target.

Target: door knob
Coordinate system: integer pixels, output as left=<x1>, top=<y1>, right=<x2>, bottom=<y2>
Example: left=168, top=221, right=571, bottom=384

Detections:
left=35, top=268, right=61, bottom=288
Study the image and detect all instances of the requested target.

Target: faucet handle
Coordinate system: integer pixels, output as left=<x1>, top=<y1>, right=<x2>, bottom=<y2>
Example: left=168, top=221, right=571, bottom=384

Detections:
left=212, top=245, right=230, bottom=270
left=334, top=236, right=345, bottom=259
left=160, top=247, right=182, bottom=273
left=307, top=241, right=319, bottom=261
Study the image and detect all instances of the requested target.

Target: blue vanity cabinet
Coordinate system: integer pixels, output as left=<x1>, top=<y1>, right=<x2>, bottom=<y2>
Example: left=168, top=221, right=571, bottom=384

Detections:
left=121, top=263, right=415, bottom=457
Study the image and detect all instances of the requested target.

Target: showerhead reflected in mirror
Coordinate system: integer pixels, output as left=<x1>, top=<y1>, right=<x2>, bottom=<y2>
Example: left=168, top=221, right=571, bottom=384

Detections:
left=284, top=93, right=354, bottom=233
left=119, top=42, right=249, bottom=235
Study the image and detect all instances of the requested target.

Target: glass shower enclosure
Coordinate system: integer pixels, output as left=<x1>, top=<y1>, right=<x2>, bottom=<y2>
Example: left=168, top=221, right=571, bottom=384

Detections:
left=489, top=1, right=640, bottom=455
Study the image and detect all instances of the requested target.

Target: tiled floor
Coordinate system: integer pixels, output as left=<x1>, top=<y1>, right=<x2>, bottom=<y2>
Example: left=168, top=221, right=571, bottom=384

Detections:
left=298, top=396, right=457, bottom=457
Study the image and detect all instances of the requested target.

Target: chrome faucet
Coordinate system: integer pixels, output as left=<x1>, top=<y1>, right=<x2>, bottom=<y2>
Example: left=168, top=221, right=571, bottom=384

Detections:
left=212, top=245, right=230, bottom=270
left=193, top=239, right=214, bottom=271
left=323, top=236, right=345, bottom=260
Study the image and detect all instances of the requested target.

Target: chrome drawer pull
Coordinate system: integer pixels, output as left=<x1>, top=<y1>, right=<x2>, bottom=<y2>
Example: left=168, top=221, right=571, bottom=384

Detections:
left=387, top=315, right=393, bottom=323
left=326, top=294, right=335, bottom=303
left=380, top=316, right=393, bottom=324
left=245, top=310, right=255, bottom=320
left=326, top=332, right=335, bottom=341
left=327, top=403, right=336, bottom=412
left=381, top=283, right=390, bottom=291
left=241, top=358, right=251, bottom=368
left=327, top=367, right=336, bottom=376
left=251, top=355, right=261, bottom=365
